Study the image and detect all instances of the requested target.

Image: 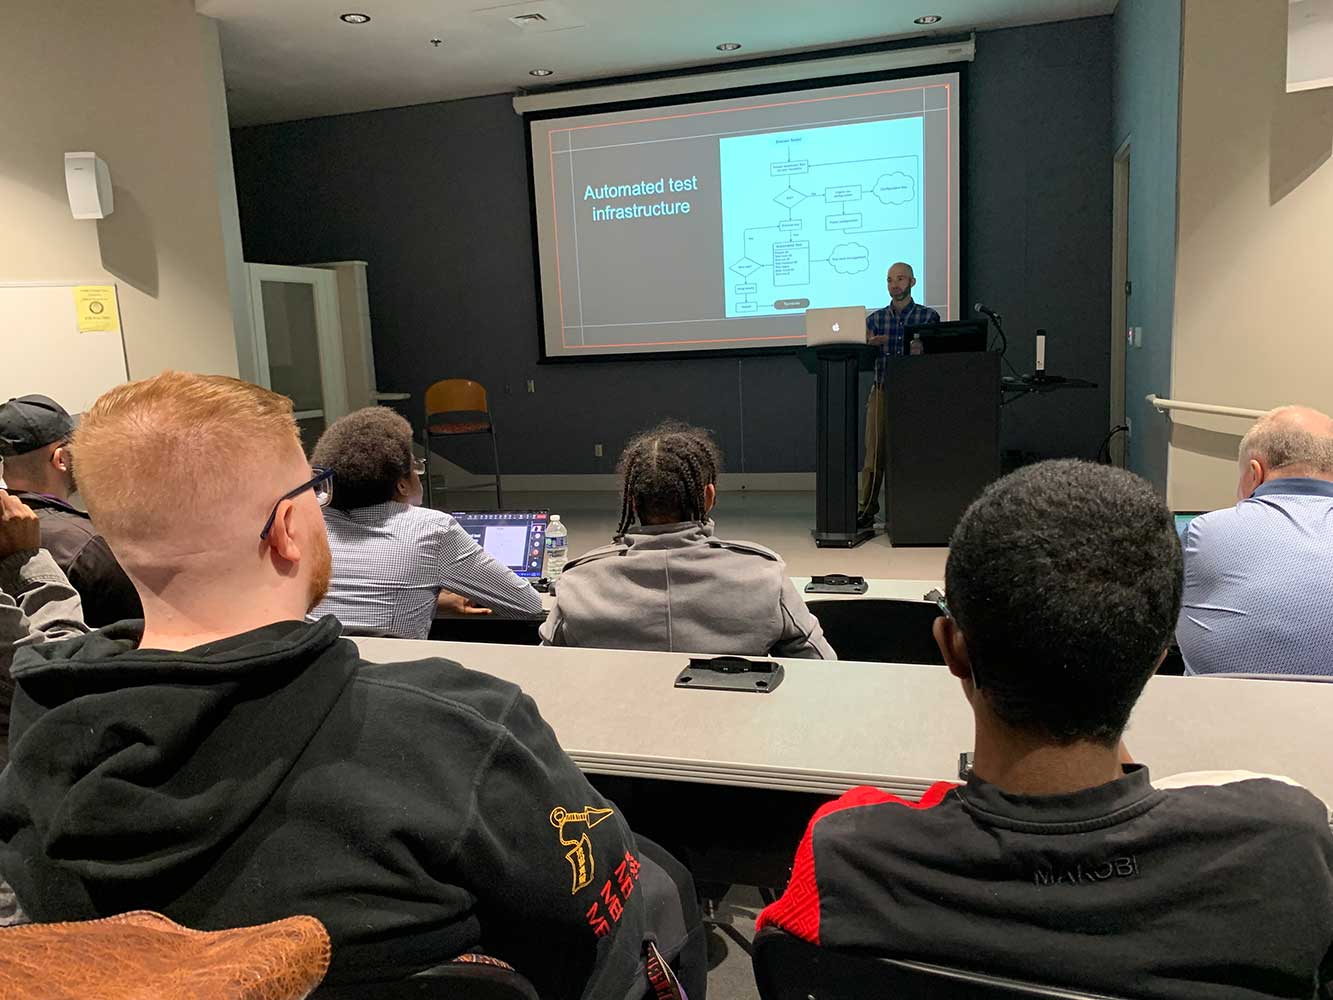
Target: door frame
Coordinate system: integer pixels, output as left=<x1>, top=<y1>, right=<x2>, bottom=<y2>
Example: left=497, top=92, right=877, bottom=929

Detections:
left=245, top=263, right=349, bottom=425
left=1109, top=139, right=1132, bottom=467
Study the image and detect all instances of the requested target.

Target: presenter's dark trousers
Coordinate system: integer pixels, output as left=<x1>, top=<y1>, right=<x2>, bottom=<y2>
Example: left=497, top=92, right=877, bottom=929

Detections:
left=858, top=381, right=887, bottom=518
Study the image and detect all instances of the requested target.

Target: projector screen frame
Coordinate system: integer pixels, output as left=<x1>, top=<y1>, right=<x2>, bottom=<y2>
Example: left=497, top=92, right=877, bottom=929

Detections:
left=524, top=62, right=970, bottom=365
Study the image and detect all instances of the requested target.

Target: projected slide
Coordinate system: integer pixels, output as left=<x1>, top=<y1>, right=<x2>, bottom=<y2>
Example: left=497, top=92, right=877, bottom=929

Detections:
left=529, top=73, right=959, bottom=359
left=719, top=118, right=924, bottom=318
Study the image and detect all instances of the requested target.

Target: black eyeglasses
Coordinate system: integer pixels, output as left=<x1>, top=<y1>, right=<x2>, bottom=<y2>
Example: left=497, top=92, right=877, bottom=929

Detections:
left=925, top=587, right=984, bottom=689
left=260, top=467, right=334, bottom=540
left=924, top=588, right=951, bottom=618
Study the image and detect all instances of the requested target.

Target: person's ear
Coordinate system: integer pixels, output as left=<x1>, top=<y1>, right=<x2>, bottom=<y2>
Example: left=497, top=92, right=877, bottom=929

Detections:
left=265, top=499, right=304, bottom=566
left=50, top=443, right=70, bottom=472
left=394, top=476, right=414, bottom=503
left=933, top=616, right=974, bottom=686
left=1238, top=457, right=1264, bottom=500
left=703, top=482, right=716, bottom=515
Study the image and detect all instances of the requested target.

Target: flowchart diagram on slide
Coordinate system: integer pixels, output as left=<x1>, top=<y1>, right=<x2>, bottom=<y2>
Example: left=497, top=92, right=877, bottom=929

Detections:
left=719, top=117, right=925, bottom=318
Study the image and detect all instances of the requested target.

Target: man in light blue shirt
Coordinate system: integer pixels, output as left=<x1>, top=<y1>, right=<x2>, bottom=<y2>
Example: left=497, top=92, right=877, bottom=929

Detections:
left=1177, top=405, right=1333, bottom=677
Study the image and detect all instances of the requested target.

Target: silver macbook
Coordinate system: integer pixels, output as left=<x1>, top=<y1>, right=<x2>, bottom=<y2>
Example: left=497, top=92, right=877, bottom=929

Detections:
left=804, top=306, right=867, bottom=347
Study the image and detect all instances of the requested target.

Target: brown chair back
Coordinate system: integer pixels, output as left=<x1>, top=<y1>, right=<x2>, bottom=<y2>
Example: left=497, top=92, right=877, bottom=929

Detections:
left=0, top=910, right=330, bottom=1000
left=424, top=379, right=489, bottom=419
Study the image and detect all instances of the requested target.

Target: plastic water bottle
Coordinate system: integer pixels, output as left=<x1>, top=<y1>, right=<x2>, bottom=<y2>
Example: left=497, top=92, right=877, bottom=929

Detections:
left=544, top=514, right=569, bottom=580
left=909, top=332, right=924, bottom=356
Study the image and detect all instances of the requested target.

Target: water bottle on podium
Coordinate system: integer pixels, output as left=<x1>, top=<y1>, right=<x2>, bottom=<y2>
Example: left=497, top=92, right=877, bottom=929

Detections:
left=909, top=332, right=924, bottom=356
left=544, top=514, right=569, bottom=580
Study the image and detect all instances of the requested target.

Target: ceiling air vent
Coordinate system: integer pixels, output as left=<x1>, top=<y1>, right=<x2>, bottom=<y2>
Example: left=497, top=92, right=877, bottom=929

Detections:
left=508, top=11, right=548, bottom=27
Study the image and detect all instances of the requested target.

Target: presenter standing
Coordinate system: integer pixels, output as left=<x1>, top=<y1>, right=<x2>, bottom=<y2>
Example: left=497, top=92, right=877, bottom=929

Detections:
left=858, top=262, right=940, bottom=529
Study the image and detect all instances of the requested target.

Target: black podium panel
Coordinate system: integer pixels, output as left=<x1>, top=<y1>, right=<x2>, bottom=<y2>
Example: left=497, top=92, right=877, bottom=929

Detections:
left=799, top=346, right=877, bottom=548
left=885, top=353, right=1001, bottom=546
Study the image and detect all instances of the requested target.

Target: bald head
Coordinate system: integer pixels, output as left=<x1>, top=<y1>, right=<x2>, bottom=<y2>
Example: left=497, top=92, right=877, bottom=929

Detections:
left=1237, top=405, right=1333, bottom=498
left=886, top=262, right=916, bottom=304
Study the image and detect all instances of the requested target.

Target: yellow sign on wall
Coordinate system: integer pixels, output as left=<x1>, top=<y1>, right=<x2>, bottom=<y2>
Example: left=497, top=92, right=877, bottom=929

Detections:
left=72, top=285, right=120, bottom=334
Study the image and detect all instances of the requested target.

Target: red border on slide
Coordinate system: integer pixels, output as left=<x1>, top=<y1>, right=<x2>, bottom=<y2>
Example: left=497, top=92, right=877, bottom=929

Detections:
left=549, top=83, right=953, bottom=351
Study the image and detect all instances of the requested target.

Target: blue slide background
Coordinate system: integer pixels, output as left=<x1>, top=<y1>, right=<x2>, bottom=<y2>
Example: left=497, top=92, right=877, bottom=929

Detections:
left=719, top=118, right=925, bottom=318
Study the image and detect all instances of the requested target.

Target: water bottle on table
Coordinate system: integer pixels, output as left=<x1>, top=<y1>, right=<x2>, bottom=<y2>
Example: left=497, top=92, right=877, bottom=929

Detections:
left=544, top=514, right=568, bottom=580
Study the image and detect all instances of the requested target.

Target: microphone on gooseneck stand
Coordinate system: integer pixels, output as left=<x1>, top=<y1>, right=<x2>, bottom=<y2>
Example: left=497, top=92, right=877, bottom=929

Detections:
left=974, top=302, right=1015, bottom=374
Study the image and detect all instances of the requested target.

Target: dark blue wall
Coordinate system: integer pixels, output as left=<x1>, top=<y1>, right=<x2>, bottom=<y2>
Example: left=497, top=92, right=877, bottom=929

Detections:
left=1113, top=0, right=1182, bottom=490
left=232, top=16, right=1112, bottom=475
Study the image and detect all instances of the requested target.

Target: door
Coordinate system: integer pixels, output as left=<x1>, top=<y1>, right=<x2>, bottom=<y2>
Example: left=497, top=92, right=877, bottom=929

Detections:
left=1109, top=141, right=1131, bottom=467
left=246, top=263, right=348, bottom=451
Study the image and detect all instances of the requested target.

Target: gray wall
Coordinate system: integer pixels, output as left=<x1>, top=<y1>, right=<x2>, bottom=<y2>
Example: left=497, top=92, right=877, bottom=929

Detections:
left=1113, top=0, right=1182, bottom=490
left=232, top=17, right=1112, bottom=475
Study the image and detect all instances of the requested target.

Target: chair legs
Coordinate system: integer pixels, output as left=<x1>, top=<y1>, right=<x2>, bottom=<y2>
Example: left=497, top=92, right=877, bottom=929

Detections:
left=423, top=432, right=438, bottom=510
left=490, top=426, right=503, bottom=508
left=422, top=428, right=501, bottom=511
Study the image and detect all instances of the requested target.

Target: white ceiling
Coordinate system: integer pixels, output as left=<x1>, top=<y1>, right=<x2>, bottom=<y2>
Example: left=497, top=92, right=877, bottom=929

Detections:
left=201, top=0, right=1117, bottom=127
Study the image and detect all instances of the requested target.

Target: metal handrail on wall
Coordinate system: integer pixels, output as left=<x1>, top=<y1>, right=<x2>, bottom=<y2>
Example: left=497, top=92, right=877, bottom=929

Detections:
left=1145, top=394, right=1266, bottom=420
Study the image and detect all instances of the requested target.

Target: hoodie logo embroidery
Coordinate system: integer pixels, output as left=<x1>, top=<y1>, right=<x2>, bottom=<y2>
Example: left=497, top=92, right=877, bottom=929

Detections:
left=551, top=805, right=615, bottom=893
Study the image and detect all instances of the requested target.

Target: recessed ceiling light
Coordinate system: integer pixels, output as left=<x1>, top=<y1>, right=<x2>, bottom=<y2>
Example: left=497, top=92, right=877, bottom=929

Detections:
left=913, top=14, right=942, bottom=24
left=716, top=42, right=742, bottom=51
left=529, top=68, right=554, bottom=77
left=339, top=12, right=371, bottom=24
left=429, top=37, right=443, bottom=47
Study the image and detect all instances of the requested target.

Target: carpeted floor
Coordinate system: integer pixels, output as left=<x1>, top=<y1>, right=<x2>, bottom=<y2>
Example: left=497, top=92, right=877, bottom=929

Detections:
left=703, top=886, right=766, bottom=1000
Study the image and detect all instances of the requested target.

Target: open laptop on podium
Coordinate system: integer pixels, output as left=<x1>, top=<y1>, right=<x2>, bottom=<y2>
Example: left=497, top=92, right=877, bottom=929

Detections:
left=805, top=306, right=867, bottom=346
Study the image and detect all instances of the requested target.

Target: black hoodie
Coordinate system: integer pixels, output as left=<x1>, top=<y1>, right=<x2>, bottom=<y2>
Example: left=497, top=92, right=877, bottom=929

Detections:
left=0, top=617, right=662, bottom=998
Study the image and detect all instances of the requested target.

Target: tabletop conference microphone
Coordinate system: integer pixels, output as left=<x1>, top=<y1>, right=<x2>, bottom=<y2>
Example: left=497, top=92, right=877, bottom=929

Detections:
left=974, top=302, right=1002, bottom=322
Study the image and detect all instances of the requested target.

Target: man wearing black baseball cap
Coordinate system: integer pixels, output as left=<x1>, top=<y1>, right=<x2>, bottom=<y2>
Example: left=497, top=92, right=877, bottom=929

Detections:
left=0, top=395, right=141, bottom=628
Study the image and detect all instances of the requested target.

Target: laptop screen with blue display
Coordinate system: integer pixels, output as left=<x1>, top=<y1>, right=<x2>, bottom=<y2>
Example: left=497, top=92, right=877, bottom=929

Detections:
left=450, top=509, right=549, bottom=578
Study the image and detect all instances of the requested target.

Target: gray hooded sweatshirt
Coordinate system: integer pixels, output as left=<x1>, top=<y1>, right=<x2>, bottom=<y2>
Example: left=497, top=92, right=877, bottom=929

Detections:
left=539, top=520, right=835, bottom=660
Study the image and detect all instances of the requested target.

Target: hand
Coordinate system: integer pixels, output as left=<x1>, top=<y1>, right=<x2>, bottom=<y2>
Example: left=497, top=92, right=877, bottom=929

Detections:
left=0, top=490, right=41, bottom=559
left=867, top=334, right=889, bottom=347
left=436, top=590, right=493, bottom=616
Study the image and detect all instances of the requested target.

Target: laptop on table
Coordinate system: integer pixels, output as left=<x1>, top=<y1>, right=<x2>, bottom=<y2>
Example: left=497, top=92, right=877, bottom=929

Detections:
left=449, top=509, right=549, bottom=578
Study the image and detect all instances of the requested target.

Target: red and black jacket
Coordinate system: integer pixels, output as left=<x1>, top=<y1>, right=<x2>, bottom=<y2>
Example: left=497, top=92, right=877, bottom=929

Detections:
left=760, top=767, right=1333, bottom=999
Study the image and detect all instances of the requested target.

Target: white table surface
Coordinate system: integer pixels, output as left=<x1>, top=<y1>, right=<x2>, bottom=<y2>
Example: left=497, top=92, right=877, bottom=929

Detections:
left=354, top=638, right=1333, bottom=808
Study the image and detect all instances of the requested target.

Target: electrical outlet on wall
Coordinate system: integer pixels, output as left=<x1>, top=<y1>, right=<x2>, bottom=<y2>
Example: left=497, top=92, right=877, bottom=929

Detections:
left=1125, top=417, right=1133, bottom=440
left=594, top=443, right=603, bottom=457
left=526, top=379, right=535, bottom=393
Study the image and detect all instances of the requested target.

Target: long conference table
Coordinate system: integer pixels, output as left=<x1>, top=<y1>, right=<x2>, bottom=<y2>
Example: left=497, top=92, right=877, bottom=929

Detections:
left=354, top=637, right=1333, bottom=887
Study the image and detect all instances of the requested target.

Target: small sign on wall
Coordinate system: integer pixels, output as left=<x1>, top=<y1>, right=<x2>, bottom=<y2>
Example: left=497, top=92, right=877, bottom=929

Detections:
left=1288, top=0, right=1333, bottom=93
left=72, top=284, right=121, bottom=333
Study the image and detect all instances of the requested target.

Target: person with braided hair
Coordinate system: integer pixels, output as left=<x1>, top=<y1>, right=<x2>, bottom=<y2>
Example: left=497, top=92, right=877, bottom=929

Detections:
left=539, top=421, right=835, bottom=659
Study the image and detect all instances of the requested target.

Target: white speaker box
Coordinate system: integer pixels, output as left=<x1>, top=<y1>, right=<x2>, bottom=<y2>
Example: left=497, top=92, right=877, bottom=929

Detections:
left=64, top=152, right=114, bottom=220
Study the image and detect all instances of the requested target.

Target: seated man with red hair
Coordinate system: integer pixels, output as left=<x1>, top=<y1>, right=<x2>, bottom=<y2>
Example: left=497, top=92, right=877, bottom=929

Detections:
left=0, top=372, right=703, bottom=1000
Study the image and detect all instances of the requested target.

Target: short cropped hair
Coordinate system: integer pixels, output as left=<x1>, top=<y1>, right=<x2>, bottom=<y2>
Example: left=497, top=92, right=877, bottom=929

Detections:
left=616, top=421, right=722, bottom=535
left=311, top=407, right=413, bottom=511
left=74, top=372, right=300, bottom=548
left=1239, top=407, right=1333, bottom=476
left=944, top=460, right=1182, bottom=746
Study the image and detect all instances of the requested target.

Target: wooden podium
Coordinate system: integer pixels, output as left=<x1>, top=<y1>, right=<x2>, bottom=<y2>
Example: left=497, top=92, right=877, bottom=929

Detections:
left=798, top=345, right=878, bottom=548
left=883, top=352, right=1001, bottom=545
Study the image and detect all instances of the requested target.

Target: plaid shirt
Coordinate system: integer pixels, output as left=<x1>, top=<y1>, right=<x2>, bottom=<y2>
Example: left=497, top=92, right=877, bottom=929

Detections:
left=866, top=300, right=942, bottom=381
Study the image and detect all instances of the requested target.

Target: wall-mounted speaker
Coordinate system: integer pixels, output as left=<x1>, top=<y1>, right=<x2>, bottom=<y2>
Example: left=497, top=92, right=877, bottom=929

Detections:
left=64, top=152, right=114, bottom=220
